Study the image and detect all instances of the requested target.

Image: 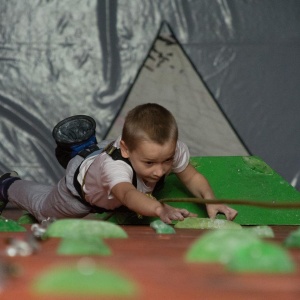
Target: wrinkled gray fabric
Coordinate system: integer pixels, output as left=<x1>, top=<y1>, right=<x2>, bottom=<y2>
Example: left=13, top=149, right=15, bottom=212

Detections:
left=1, top=0, right=300, bottom=191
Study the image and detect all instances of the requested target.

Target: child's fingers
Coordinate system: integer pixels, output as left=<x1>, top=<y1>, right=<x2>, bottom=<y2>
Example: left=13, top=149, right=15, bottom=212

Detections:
left=207, top=204, right=238, bottom=221
left=161, top=211, right=183, bottom=223
left=177, top=209, right=197, bottom=218
left=161, top=215, right=172, bottom=224
left=188, top=212, right=198, bottom=217
left=224, top=208, right=238, bottom=220
left=218, top=206, right=238, bottom=220
left=172, top=211, right=185, bottom=221
left=178, top=208, right=189, bottom=217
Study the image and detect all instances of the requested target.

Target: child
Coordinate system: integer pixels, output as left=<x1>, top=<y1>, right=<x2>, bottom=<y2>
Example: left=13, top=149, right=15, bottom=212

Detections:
left=0, top=103, right=237, bottom=223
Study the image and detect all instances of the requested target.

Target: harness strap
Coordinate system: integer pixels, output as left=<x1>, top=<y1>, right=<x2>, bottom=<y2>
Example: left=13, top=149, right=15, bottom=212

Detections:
left=73, top=166, right=105, bottom=213
left=77, top=143, right=100, bottom=159
left=104, top=143, right=137, bottom=188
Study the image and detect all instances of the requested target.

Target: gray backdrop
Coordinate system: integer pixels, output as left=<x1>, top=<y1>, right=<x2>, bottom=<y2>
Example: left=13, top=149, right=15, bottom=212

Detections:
left=1, top=0, right=300, bottom=191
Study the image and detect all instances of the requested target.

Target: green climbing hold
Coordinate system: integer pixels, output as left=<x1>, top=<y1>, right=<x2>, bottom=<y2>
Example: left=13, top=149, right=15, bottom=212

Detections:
left=226, top=241, right=295, bottom=273
left=57, top=237, right=111, bottom=256
left=18, top=212, right=38, bottom=225
left=0, top=216, right=26, bottom=232
left=43, top=219, right=127, bottom=239
left=243, top=226, right=275, bottom=238
left=284, top=227, right=300, bottom=247
left=32, top=260, right=139, bottom=296
left=174, top=217, right=242, bottom=230
left=150, top=219, right=176, bottom=234
left=242, top=156, right=274, bottom=175
left=186, top=230, right=260, bottom=264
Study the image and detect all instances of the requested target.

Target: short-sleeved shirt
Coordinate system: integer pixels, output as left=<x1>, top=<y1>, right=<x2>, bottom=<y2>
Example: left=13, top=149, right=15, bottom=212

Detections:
left=77, top=136, right=190, bottom=210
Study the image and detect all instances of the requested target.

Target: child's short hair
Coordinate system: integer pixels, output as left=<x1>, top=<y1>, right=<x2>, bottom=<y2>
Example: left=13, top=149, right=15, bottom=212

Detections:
left=122, top=103, right=178, bottom=150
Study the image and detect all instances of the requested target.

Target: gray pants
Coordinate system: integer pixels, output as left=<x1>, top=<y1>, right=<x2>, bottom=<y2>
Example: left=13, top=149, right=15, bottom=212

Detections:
left=8, top=155, right=92, bottom=222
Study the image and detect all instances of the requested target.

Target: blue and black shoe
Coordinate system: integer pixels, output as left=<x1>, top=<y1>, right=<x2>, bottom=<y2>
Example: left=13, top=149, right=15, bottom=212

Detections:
left=0, top=171, right=20, bottom=214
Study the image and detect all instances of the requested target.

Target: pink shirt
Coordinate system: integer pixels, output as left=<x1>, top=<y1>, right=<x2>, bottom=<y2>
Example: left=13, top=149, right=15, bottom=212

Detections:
left=78, top=136, right=190, bottom=210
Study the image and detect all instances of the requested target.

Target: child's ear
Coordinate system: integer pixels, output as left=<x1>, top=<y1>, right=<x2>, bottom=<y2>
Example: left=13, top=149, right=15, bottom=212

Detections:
left=120, top=140, right=129, bottom=158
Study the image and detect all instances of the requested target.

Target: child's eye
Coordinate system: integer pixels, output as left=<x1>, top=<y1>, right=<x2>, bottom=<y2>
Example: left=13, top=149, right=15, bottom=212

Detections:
left=165, top=158, right=173, bottom=163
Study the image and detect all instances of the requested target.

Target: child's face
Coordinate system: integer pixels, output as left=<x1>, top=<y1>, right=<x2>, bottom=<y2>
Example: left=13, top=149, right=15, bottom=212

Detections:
left=121, top=139, right=176, bottom=185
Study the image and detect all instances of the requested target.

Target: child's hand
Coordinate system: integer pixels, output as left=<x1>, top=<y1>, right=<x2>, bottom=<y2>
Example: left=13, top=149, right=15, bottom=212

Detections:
left=156, top=204, right=197, bottom=224
left=206, top=203, right=238, bottom=221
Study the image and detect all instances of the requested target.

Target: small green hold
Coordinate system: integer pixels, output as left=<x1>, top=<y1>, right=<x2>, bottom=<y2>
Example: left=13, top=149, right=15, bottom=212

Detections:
left=185, top=230, right=260, bottom=264
left=57, top=237, right=111, bottom=256
left=150, top=219, right=176, bottom=234
left=174, top=217, right=242, bottom=230
left=18, top=212, right=38, bottom=225
left=43, top=219, right=128, bottom=239
left=242, top=156, right=274, bottom=175
left=0, top=216, right=26, bottom=232
left=284, top=227, right=300, bottom=247
left=226, top=241, right=296, bottom=273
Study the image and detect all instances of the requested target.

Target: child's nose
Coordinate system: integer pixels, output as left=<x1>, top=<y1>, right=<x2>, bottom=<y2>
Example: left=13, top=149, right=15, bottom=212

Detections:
left=154, top=165, right=164, bottom=177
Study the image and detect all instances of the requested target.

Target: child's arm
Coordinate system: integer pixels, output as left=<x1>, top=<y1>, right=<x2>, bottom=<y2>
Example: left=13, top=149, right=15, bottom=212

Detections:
left=111, top=182, right=196, bottom=224
left=176, top=163, right=238, bottom=220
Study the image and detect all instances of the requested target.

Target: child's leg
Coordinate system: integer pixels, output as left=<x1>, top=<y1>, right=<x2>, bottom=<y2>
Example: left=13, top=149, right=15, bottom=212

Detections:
left=7, top=177, right=91, bottom=222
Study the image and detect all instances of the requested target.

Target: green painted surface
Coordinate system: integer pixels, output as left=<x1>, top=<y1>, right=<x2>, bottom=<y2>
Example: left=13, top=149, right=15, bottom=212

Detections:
left=44, top=219, right=128, bottom=239
left=226, top=241, right=296, bottom=273
left=155, top=156, right=300, bottom=225
left=0, top=216, right=26, bottom=232
left=32, top=262, right=139, bottom=296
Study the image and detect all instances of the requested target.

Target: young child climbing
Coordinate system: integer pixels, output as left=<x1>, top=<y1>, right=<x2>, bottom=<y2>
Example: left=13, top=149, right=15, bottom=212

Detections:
left=0, top=103, right=237, bottom=223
